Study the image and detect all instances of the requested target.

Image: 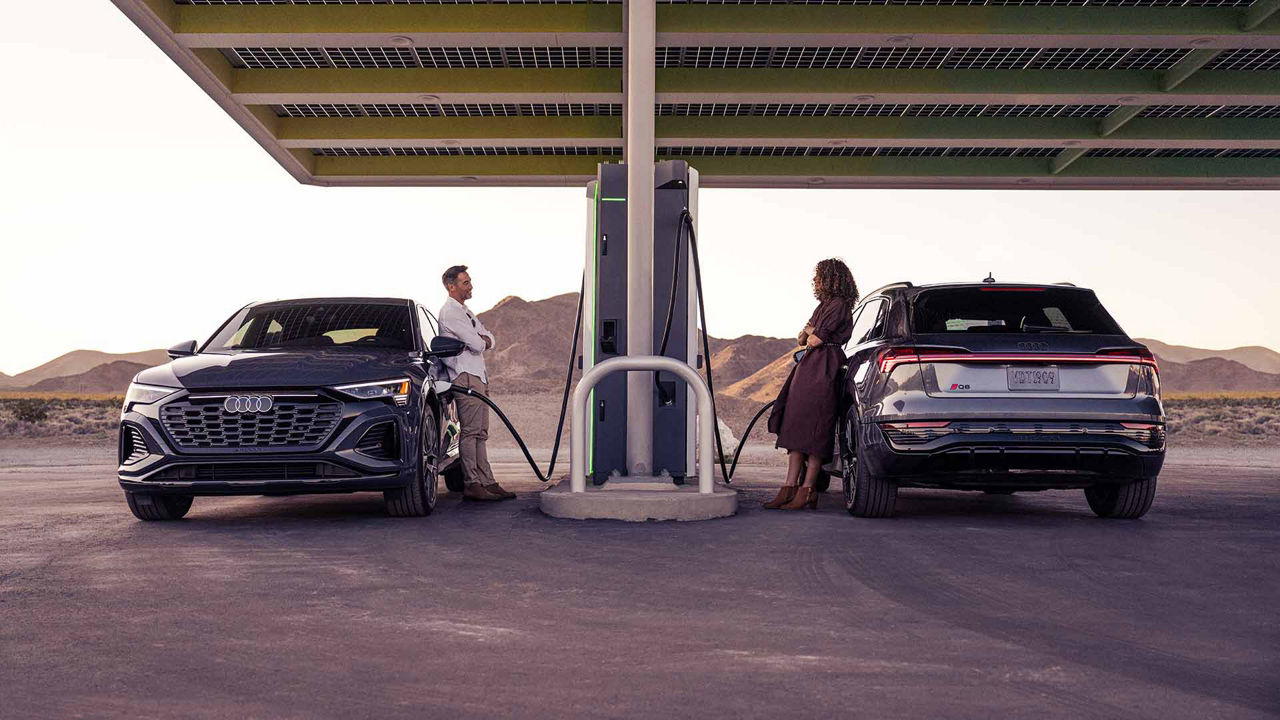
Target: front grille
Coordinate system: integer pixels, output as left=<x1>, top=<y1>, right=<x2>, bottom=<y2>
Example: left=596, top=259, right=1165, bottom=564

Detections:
left=356, top=421, right=399, bottom=461
left=160, top=399, right=342, bottom=450
left=149, top=462, right=360, bottom=483
left=120, top=424, right=150, bottom=464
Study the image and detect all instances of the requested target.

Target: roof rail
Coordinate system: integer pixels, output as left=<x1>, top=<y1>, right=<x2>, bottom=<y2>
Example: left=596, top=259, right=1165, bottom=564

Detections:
left=867, top=281, right=913, bottom=297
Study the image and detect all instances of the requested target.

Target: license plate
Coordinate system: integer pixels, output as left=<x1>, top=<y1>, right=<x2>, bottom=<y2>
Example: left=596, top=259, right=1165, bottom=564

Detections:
left=1008, top=366, right=1059, bottom=391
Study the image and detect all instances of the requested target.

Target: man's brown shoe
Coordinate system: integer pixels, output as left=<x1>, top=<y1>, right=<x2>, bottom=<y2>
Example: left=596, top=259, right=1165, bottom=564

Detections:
left=462, top=484, right=503, bottom=501
left=485, top=483, right=516, bottom=500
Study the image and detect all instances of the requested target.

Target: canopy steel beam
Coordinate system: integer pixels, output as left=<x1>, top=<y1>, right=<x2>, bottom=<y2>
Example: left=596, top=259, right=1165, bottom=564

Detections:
left=229, top=68, right=1280, bottom=106
left=313, top=153, right=1280, bottom=183
left=272, top=115, right=1280, bottom=149
left=1161, top=49, right=1223, bottom=91
left=170, top=5, right=1280, bottom=49
left=1099, top=105, right=1149, bottom=137
left=1243, top=0, right=1280, bottom=31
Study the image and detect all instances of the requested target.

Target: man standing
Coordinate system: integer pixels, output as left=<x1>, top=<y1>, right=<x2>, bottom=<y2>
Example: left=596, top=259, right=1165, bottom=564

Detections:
left=438, top=265, right=515, bottom=501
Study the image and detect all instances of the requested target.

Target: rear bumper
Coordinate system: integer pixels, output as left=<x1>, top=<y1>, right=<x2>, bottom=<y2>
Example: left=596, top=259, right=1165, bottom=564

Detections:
left=863, top=423, right=1165, bottom=489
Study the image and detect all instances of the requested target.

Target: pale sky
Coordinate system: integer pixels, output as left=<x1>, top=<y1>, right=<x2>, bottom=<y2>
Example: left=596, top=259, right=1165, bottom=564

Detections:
left=1, top=2, right=1277, bottom=376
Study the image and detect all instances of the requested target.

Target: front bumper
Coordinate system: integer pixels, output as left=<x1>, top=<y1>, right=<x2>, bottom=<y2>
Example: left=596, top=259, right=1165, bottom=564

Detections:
left=117, top=390, right=415, bottom=496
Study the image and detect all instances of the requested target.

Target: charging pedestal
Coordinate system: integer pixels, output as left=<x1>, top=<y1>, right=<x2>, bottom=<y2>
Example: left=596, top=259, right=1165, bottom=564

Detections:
left=540, top=161, right=737, bottom=521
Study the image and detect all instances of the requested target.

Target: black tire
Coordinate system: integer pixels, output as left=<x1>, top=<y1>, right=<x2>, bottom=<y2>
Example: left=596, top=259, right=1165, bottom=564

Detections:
left=125, top=491, right=193, bottom=521
left=1085, top=477, right=1157, bottom=519
left=842, top=449, right=897, bottom=518
left=384, top=411, right=439, bottom=517
left=442, top=463, right=466, bottom=493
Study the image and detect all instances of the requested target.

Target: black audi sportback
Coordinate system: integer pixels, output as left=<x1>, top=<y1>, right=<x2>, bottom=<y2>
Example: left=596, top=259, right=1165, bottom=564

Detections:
left=832, top=280, right=1165, bottom=519
left=118, top=298, right=467, bottom=521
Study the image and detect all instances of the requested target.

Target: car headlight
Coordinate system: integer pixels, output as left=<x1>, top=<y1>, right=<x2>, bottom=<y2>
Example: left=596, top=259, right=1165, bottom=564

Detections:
left=333, top=378, right=412, bottom=407
left=123, top=382, right=181, bottom=412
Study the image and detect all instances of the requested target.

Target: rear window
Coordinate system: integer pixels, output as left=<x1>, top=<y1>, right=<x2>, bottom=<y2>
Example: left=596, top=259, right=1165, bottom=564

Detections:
left=205, top=302, right=414, bottom=352
left=911, top=287, right=1123, bottom=335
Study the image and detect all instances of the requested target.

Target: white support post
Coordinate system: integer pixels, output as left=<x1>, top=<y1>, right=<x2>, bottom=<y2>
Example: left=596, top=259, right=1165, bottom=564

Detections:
left=624, top=0, right=656, bottom=477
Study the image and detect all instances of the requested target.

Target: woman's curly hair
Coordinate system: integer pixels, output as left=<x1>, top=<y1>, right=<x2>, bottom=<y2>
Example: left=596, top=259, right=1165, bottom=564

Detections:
left=812, top=258, right=859, bottom=304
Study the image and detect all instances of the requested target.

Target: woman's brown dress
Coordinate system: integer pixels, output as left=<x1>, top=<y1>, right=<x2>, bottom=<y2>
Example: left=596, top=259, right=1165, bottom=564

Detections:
left=767, top=298, right=854, bottom=460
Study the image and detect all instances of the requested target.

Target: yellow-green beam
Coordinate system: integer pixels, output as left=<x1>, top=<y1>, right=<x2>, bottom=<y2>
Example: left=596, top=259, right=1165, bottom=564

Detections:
left=231, top=68, right=620, bottom=104
left=313, top=153, right=1280, bottom=180
left=169, top=4, right=1280, bottom=47
left=229, top=67, right=1280, bottom=105
left=272, top=113, right=1280, bottom=147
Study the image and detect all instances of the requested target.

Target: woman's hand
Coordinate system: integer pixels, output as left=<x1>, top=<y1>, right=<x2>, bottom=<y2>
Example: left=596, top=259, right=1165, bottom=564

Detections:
left=804, top=324, right=815, bottom=334
left=806, top=333, right=823, bottom=348
left=797, top=329, right=809, bottom=346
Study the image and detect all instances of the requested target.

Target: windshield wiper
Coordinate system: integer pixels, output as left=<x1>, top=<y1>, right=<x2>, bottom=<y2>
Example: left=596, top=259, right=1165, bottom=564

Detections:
left=1021, top=324, right=1093, bottom=334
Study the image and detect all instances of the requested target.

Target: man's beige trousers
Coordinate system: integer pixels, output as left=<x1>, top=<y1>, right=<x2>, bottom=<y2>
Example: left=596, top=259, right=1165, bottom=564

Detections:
left=451, top=372, right=495, bottom=488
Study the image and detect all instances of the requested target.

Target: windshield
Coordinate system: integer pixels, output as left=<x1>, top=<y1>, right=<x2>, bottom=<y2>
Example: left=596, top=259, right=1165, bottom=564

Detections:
left=912, top=287, right=1124, bottom=335
left=204, top=302, right=414, bottom=352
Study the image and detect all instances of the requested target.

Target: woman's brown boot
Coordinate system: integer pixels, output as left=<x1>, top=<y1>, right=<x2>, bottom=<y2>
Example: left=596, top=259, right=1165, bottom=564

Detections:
left=779, top=486, right=818, bottom=510
left=763, top=485, right=798, bottom=509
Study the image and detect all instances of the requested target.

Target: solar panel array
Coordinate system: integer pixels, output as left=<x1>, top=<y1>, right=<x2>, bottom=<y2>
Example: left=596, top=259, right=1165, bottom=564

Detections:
left=135, top=0, right=1280, bottom=185
left=226, top=46, right=1277, bottom=71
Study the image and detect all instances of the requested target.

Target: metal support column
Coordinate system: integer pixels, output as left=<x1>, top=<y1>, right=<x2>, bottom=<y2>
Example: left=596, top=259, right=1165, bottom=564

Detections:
left=624, top=0, right=656, bottom=476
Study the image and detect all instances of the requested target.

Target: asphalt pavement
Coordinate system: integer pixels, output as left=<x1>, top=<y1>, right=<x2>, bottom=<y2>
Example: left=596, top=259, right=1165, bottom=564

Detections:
left=1, top=449, right=1277, bottom=719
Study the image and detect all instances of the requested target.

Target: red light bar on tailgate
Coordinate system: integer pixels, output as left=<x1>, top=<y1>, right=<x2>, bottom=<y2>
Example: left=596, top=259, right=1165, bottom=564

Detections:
left=878, top=347, right=1160, bottom=374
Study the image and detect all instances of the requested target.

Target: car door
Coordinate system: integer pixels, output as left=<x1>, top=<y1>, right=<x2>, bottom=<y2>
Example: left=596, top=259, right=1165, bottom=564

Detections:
left=418, top=305, right=460, bottom=461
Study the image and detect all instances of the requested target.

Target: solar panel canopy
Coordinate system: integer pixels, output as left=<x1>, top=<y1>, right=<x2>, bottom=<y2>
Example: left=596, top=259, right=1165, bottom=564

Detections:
left=115, top=0, right=1280, bottom=188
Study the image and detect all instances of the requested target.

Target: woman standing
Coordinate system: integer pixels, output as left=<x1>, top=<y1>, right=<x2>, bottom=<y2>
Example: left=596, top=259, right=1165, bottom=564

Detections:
left=764, top=259, right=858, bottom=510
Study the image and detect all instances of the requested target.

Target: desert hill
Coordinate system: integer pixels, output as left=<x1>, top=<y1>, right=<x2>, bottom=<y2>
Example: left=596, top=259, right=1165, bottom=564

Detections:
left=1157, top=356, right=1280, bottom=393
left=1137, top=339, right=1280, bottom=375
left=4, top=295, right=1278, bottom=400
left=7, top=349, right=168, bottom=388
left=25, top=361, right=149, bottom=395
left=476, top=293, right=794, bottom=394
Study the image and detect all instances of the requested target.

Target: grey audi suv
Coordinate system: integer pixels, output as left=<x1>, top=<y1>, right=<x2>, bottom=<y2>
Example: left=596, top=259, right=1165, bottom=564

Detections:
left=117, top=298, right=466, bottom=521
left=833, top=279, right=1164, bottom=519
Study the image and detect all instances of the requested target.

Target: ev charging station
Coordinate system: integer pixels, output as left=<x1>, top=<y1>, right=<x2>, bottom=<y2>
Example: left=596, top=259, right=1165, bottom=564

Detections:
left=582, top=161, right=699, bottom=485
left=541, top=158, right=737, bottom=520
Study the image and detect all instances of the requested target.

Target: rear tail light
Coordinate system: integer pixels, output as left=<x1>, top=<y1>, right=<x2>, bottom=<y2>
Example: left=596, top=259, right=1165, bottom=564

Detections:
left=877, top=347, right=918, bottom=374
left=878, top=347, right=972, bottom=373
left=1098, top=348, right=1159, bottom=374
left=1121, top=422, right=1165, bottom=449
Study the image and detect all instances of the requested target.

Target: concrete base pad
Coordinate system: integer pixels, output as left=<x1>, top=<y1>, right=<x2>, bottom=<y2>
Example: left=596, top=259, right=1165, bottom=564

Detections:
left=540, top=478, right=738, bottom=522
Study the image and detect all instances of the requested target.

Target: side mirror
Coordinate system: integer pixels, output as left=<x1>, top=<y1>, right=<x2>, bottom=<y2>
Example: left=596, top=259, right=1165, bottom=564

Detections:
left=425, top=336, right=466, bottom=359
left=168, top=340, right=198, bottom=359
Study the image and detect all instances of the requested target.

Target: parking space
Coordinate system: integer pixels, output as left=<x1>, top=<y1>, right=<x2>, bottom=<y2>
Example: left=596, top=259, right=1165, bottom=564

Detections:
left=1, top=450, right=1277, bottom=719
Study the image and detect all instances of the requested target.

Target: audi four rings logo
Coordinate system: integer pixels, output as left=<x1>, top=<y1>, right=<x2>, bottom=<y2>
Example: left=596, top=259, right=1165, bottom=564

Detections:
left=223, top=395, right=274, bottom=414
left=1017, top=341, right=1050, bottom=351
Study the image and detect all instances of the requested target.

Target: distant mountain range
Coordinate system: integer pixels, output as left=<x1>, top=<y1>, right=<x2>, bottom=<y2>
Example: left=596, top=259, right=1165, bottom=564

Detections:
left=1134, top=338, right=1280, bottom=375
left=0, top=349, right=169, bottom=390
left=3, top=295, right=1277, bottom=397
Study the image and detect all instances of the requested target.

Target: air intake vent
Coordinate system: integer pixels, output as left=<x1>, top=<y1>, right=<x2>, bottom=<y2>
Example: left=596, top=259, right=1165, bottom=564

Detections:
left=150, top=463, right=360, bottom=483
left=120, top=424, right=150, bottom=465
left=356, top=421, right=400, bottom=461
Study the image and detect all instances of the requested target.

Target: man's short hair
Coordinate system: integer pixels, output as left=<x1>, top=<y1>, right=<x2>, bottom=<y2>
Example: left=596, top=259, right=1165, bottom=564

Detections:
left=442, top=265, right=468, bottom=288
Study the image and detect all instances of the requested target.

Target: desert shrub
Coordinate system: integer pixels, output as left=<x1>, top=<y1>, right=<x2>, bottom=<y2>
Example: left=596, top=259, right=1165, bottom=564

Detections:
left=13, top=399, right=49, bottom=424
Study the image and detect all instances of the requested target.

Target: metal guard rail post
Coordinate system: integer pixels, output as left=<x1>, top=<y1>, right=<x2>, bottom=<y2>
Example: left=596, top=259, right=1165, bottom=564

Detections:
left=571, top=356, right=715, bottom=494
